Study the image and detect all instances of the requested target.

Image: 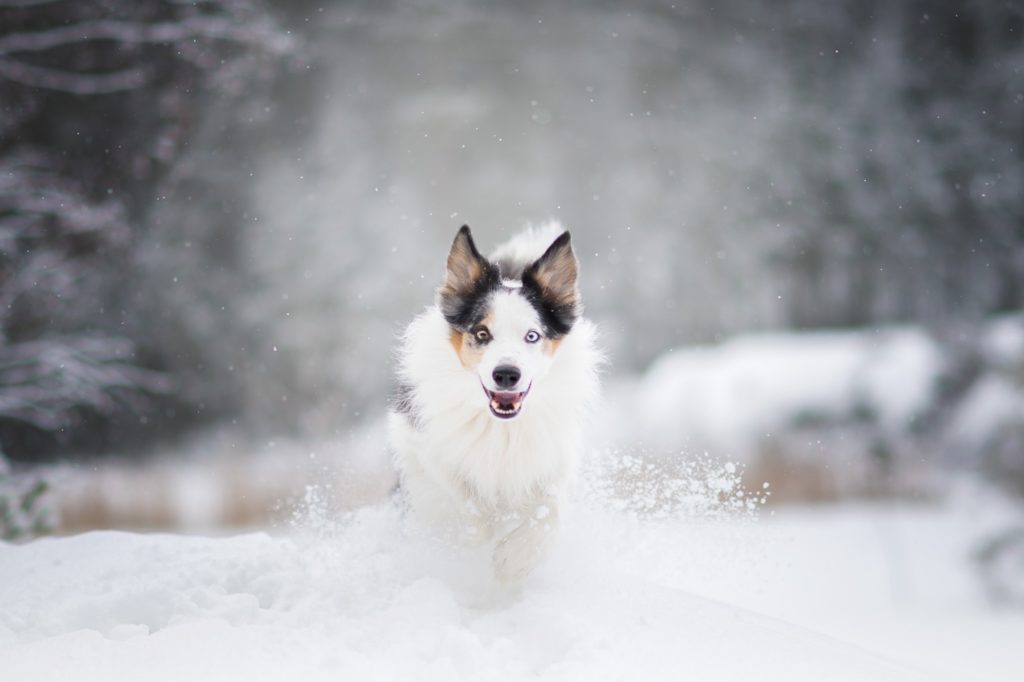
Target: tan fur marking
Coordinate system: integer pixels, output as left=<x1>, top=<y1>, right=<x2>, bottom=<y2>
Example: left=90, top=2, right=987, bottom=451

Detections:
left=455, top=333, right=485, bottom=370
left=533, top=261, right=577, bottom=303
left=543, top=337, right=563, bottom=356
left=449, top=328, right=463, bottom=356
left=450, top=312, right=494, bottom=370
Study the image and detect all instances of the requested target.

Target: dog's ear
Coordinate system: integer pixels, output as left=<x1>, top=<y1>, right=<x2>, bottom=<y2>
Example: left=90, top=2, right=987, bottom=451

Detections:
left=522, top=231, right=580, bottom=337
left=439, top=225, right=497, bottom=326
left=443, top=225, right=488, bottom=297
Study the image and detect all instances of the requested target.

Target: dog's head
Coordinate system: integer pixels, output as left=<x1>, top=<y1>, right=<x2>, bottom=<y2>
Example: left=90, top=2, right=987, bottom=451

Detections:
left=438, top=225, right=580, bottom=420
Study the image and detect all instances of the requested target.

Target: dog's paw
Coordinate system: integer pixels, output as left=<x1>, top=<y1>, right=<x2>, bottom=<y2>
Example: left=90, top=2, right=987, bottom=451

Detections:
left=492, top=514, right=555, bottom=585
left=493, top=532, right=541, bottom=585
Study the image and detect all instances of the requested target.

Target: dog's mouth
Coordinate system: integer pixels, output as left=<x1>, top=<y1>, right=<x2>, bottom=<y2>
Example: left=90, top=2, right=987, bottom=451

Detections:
left=482, top=383, right=531, bottom=419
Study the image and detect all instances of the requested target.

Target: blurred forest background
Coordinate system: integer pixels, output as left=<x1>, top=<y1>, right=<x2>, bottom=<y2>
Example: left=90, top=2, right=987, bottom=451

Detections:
left=0, top=0, right=1023, bottom=538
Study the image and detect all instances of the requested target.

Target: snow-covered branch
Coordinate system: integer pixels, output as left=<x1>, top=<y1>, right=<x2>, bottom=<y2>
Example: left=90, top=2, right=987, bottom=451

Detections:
left=0, top=151, right=130, bottom=317
left=0, top=148, right=170, bottom=434
left=0, top=58, right=146, bottom=94
left=0, top=2, right=294, bottom=93
left=0, top=16, right=293, bottom=57
left=0, top=0, right=65, bottom=7
left=0, top=335, right=173, bottom=431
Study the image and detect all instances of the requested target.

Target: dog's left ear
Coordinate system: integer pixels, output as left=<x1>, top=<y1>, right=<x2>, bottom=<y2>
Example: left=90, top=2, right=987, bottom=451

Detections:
left=522, top=231, right=580, bottom=337
left=439, top=225, right=498, bottom=326
left=443, top=225, right=487, bottom=293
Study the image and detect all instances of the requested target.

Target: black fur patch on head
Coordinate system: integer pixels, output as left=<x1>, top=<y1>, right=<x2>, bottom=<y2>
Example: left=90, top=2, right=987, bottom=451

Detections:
left=438, top=225, right=501, bottom=329
left=443, top=276, right=500, bottom=329
left=521, top=231, right=581, bottom=338
left=519, top=285, right=578, bottom=338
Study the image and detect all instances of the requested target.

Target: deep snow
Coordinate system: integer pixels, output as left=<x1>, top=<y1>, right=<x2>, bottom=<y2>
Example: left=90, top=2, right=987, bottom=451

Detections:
left=2, top=483, right=1021, bottom=682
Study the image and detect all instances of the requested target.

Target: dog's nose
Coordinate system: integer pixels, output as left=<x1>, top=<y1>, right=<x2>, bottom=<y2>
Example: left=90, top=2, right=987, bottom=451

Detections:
left=492, top=365, right=521, bottom=389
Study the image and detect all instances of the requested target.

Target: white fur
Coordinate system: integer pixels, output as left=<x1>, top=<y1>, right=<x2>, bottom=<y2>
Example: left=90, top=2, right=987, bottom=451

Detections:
left=388, top=226, right=600, bottom=583
left=488, top=221, right=566, bottom=274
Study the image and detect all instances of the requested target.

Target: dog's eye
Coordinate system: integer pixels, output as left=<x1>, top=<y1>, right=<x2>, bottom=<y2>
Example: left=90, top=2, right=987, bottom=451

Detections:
left=525, top=330, right=541, bottom=344
left=474, top=328, right=492, bottom=343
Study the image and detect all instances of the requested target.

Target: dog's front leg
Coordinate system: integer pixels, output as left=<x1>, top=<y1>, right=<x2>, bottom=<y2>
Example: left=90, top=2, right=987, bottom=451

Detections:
left=492, top=494, right=560, bottom=584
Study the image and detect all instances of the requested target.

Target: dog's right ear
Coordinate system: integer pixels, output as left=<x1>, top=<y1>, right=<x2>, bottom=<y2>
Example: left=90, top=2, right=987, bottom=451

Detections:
left=439, top=225, right=496, bottom=326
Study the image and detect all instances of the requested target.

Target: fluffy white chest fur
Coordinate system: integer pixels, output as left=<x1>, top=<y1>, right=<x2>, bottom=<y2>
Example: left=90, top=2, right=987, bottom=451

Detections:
left=388, top=224, right=600, bottom=583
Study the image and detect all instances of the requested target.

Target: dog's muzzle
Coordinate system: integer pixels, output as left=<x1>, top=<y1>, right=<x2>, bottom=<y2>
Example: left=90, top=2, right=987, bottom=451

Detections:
left=482, top=382, right=531, bottom=419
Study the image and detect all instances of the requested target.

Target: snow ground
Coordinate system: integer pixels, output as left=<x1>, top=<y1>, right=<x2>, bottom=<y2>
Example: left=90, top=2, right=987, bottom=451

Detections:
left=2, top=482, right=1021, bottom=682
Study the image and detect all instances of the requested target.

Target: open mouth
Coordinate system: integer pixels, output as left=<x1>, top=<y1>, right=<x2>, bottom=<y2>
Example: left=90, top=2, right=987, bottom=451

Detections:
left=482, top=383, right=531, bottom=419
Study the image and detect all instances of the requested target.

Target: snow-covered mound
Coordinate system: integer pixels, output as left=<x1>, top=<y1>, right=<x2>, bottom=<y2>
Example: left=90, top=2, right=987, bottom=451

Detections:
left=605, top=327, right=943, bottom=460
left=3, top=489, right=1021, bottom=681
left=0, top=512, right=908, bottom=682
left=600, top=316, right=1024, bottom=498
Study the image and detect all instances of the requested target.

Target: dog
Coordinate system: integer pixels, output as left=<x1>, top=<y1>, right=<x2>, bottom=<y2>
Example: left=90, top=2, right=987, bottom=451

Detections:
left=388, top=223, right=600, bottom=583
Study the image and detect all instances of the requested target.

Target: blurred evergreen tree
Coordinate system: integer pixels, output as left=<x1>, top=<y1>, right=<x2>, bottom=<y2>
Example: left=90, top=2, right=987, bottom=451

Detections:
left=0, top=0, right=295, bottom=460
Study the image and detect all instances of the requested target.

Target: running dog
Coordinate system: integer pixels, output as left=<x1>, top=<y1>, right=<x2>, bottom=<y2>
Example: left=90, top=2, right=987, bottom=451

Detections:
left=388, top=223, right=600, bottom=583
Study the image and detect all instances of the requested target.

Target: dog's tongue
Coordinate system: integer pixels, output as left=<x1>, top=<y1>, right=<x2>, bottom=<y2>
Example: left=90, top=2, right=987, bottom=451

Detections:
left=491, top=391, right=523, bottom=410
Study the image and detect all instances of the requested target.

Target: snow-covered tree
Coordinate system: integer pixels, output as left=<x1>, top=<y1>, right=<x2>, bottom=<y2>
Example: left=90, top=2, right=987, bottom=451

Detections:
left=0, top=0, right=293, bottom=459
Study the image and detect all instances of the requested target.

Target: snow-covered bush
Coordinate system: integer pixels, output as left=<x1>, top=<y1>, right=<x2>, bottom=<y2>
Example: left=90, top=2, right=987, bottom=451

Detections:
left=601, top=315, right=1024, bottom=500
left=976, top=527, right=1024, bottom=609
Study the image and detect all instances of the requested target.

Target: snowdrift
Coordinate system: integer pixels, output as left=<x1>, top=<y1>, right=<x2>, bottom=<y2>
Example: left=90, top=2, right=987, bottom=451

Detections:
left=601, top=315, right=1024, bottom=499
left=3, top=492, right=1021, bottom=682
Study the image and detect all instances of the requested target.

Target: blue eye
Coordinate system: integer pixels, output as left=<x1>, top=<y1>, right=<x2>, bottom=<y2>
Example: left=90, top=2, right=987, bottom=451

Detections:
left=525, top=330, right=541, bottom=343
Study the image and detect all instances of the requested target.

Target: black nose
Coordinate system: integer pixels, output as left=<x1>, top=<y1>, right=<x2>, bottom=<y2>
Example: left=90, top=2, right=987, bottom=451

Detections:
left=492, top=365, right=521, bottom=389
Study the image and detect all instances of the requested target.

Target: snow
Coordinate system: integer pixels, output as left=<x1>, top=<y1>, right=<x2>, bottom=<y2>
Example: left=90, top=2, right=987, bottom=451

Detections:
left=981, top=315, right=1024, bottom=370
left=946, top=376, right=1024, bottom=450
left=3, top=488, right=1021, bottom=682
left=606, top=326, right=944, bottom=461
